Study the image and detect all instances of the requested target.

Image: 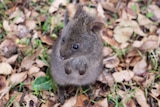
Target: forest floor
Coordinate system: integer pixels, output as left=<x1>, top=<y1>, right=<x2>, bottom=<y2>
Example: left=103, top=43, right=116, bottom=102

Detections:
left=0, top=0, right=160, bottom=107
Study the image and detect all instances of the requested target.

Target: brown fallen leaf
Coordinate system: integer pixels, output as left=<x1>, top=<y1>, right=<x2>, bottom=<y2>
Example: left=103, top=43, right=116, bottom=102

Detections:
left=73, top=94, right=89, bottom=107
left=21, top=48, right=42, bottom=70
left=62, top=96, right=77, bottom=107
left=142, top=73, right=155, bottom=88
left=103, top=55, right=120, bottom=68
left=49, top=0, right=68, bottom=13
left=3, top=20, right=11, bottom=32
left=133, top=56, right=147, bottom=76
left=0, top=62, right=12, bottom=75
left=151, top=83, right=160, bottom=97
left=112, top=70, right=134, bottom=82
left=9, top=72, right=27, bottom=86
left=103, top=47, right=113, bottom=57
left=28, top=65, right=40, bottom=75
left=39, top=35, right=54, bottom=46
left=97, top=3, right=105, bottom=19
left=148, top=5, right=160, bottom=22
left=95, top=98, right=108, bottom=107
left=138, top=14, right=157, bottom=32
left=25, top=19, right=37, bottom=30
left=7, top=54, right=18, bottom=64
left=0, top=39, right=17, bottom=58
left=140, top=35, right=159, bottom=50
left=135, top=88, right=150, bottom=107
left=24, top=93, right=39, bottom=107
left=114, top=26, right=133, bottom=43
left=0, top=76, right=7, bottom=91
left=97, top=72, right=114, bottom=87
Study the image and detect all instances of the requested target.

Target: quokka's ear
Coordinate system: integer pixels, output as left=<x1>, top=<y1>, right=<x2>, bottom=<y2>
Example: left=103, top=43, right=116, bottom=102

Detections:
left=90, top=21, right=104, bottom=33
left=73, top=4, right=85, bottom=19
left=64, top=10, right=69, bottom=26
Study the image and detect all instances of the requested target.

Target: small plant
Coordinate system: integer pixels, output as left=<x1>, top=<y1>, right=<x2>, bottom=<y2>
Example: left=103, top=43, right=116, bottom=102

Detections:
left=146, top=12, right=154, bottom=18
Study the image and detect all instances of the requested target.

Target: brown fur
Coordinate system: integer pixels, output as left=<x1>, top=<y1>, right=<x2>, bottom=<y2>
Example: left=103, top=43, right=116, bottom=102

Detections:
left=50, top=5, right=104, bottom=103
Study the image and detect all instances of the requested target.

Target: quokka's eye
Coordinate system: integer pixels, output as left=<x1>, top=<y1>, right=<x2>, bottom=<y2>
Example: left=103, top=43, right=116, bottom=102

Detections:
left=72, top=43, right=79, bottom=49
left=62, top=37, right=65, bottom=42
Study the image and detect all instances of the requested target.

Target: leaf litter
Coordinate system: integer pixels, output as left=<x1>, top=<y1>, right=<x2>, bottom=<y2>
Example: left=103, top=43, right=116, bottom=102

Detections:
left=0, top=0, right=160, bottom=107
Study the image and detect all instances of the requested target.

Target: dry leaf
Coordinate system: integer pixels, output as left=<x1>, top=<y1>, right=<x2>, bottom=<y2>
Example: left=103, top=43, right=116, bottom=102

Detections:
left=114, top=26, right=133, bottom=43
left=49, top=0, right=68, bottom=13
left=97, top=72, right=114, bottom=87
left=25, top=19, right=37, bottom=30
left=3, top=20, right=11, bottom=32
left=138, top=14, right=157, bottom=32
left=73, top=94, right=89, bottom=107
left=9, top=72, right=27, bottom=86
left=24, top=93, right=39, bottom=107
left=151, top=83, right=160, bottom=97
left=142, top=73, right=155, bottom=88
left=95, top=98, right=108, bottom=107
left=7, top=54, right=18, bottom=64
left=97, top=3, right=105, bottom=18
left=62, top=96, right=76, bottom=107
left=103, top=47, right=113, bottom=57
left=39, top=35, right=54, bottom=46
left=103, top=55, right=120, bottom=68
left=135, top=88, right=150, bottom=107
left=28, top=65, right=40, bottom=75
left=148, top=5, right=160, bottom=22
left=0, top=39, right=17, bottom=58
left=112, top=70, right=134, bottom=82
left=0, top=76, right=7, bottom=91
left=133, top=57, right=147, bottom=76
left=140, top=35, right=159, bottom=50
left=0, top=62, right=12, bottom=75
left=116, top=19, right=146, bottom=38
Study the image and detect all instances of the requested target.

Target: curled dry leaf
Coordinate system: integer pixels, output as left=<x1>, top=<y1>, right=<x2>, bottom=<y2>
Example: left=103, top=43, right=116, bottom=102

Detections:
left=0, top=62, right=12, bottom=75
left=9, top=72, right=27, bottom=86
left=138, top=14, right=157, bottom=32
left=39, top=35, right=54, bottom=46
left=97, top=72, right=114, bottom=87
left=135, top=88, right=150, bottom=107
left=103, top=55, right=120, bottom=68
left=3, top=20, right=11, bottom=32
left=133, top=56, right=147, bottom=76
left=112, top=70, right=134, bottom=82
left=62, top=96, right=76, bottom=107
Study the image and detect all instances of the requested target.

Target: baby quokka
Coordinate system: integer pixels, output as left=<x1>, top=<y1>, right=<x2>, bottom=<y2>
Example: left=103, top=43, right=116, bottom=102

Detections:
left=51, top=5, right=104, bottom=103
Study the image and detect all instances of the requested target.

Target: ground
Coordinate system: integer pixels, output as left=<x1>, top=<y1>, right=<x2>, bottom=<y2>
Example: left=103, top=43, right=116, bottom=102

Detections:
left=0, top=0, right=160, bottom=107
